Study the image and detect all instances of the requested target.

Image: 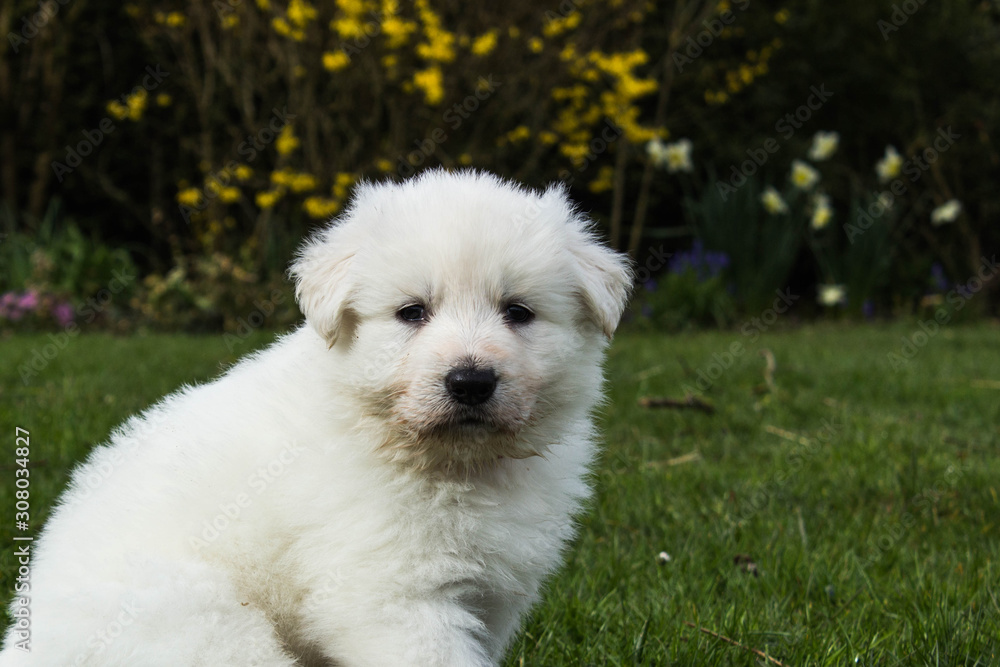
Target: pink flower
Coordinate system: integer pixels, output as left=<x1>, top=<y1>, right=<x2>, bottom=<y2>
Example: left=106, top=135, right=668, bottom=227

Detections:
left=0, top=292, right=17, bottom=308
left=18, top=290, right=39, bottom=310
left=52, top=301, right=75, bottom=327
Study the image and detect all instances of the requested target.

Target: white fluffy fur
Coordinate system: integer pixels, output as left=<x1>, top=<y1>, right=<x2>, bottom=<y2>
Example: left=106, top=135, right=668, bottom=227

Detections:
left=1, top=170, right=632, bottom=666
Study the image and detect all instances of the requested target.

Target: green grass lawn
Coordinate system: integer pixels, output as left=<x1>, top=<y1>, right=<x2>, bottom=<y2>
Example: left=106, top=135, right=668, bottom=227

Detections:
left=1, top=323, right=998, bottom=665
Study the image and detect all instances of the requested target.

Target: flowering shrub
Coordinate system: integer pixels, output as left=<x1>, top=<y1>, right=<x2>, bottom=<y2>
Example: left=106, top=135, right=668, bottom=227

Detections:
left=133, top=253, right=298, bottom=332
left=635, top=240, right=735, bottom=331
left=109, top=0, right=689, bottom=273
left=1, top=1, right=996, bottom=329
left=647, top=116, right=976, bottom=317
left=0, top=290, right=75, bottom=331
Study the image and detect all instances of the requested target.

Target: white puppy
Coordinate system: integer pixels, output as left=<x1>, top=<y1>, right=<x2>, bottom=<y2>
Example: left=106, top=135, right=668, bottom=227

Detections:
left=1, top=169, right=631, bottom=666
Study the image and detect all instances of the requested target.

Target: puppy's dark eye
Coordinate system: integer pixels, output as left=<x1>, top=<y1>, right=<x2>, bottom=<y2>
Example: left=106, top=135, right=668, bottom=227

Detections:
left=398, top=304, right=427, bottom=322
left=504, top=304, right=534, bottom=324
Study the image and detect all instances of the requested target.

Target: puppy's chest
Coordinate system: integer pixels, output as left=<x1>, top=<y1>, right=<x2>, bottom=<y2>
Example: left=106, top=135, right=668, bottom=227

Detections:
left=401, top=480, right=569, bottom=575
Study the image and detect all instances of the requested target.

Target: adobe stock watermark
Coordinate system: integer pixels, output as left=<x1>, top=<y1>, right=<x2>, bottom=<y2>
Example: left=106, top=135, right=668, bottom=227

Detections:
left=844, top=126, right=960, bottom=244
left=51, top=65, right=170, bottom=183
left=50, top=65, right=169, bottom=183
left=877, top=0, right=928, bottom=40
left=715, top=84, right=834, bottom=200
left=672, top=0, right=751, bottom=72
left=179, top=106, right=297, bottom=223
left=17, top=263, right=137, bottom=384
left=74, top=409, right=170, bottom=500
left=557, top=118, right=624, bottom=187
left=302, top=568, right=348, bottom=614
left=334, top=5, right=403, bottom=60
left=7, top=0, right=74, bottom=54
left=189, top=440, right=306, bottom=551
left=396, top=75, right=502, bottom=177
left=72, top=599, right=143, bottom=666
left=729, top=417, right=841, bottom=524
left=856, top=462, right=967, bottom=568
left=221, top=289, right=288, bottom=352
left=681, top=287, right=799, bottom=395
left=886, top=255, right=998, bottom=371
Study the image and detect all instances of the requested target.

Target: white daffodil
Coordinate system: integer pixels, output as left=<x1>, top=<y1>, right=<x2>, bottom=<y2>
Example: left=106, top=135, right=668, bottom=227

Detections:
left=817, top=284, right=846, bottom=307
left=808, top=131, right=839, bottom=161
left=760, top=186, right=789, bottom=214
left=646, top=138, right=670, bottom=169
left=791, top=159, right=820, bottom=190
left=931, top=199, right=962, bottom=225
left=811, top=193, right=833, bottom=229
left=875, top=145, right=903, bottom=183
left=663, top=139, right=694, bottom=173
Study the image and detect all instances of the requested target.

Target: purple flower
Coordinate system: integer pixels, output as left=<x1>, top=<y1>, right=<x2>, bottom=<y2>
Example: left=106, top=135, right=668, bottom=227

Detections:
left=18, top=290, right=39, bottom=310
left=643, top=279, right=658, bottom=292
left=668, top=239, right=730, bottom=282
left=0, top=292, right=17, bottom=308
left=862, top=299, right=875, bottom=320
left=52, top=301, right=75, bottom=327
left=930, top=263, right=948, bottom=293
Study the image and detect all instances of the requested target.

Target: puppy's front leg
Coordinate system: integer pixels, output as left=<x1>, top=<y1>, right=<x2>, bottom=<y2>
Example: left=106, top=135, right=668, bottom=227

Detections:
left=314, top=596, right=495, bottom=667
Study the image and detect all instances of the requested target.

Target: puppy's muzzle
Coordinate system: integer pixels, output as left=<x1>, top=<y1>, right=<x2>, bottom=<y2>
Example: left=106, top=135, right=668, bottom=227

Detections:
left=445, top=367, right=497, bottom=406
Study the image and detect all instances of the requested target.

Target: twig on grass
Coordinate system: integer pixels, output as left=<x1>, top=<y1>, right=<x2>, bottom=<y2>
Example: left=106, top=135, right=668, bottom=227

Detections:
left=644, top=450, right=702, bottom=468
left=639, top=394, right=715, bottom=414
left=760, top=348, right=777, bottom=393
left=970, top=379, right=1000, bottom=389
left=683, top=621, right=788, bottom=666
left=764, top=424, right=812, bottom=447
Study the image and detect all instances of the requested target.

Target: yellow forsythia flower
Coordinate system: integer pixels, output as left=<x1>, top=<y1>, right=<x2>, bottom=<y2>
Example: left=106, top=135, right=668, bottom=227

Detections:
left=126, top=89, right=148, bottom=121
left=528, top=37, right=543, bottom=53
left=333, top=172, right=355, bottom=199
left=167, top=12, right=186, bottom=27
left=107, top=101, right=129, bottom=120
left=503, top=126, right=531, bottom=144
left=413, top=66, right=444, bottom=105
left=304, top=197, right=341, bottom=219
left=233, top=165, right=253, bottom=181
left=176, top=188, right=202, bottom=207
left=218, top=187, right=241, bottom=204
left=287, top=0, right=317, bottom=28
left=289, top=174, right=317, bottom=193
left=323, top=51, right=351, bottom=72
left=470, top=31, right=498, bottom=57
left=382, top=17, right=417, bottom=48
left=588, top=165, right=615, bottom=193
left=256, top=190, right=282, bottom=209
left=538, top=131, right=558, bottom=145
left=276, top=126, right=300, bottom=155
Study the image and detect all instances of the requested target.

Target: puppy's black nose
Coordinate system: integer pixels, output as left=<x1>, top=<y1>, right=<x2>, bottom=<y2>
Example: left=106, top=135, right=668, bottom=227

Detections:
left=445, top=368, right=497, bottom=406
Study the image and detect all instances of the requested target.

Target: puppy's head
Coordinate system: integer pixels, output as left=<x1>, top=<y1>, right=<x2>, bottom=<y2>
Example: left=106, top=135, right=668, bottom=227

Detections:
left=290, top=169, right=632, bottom=472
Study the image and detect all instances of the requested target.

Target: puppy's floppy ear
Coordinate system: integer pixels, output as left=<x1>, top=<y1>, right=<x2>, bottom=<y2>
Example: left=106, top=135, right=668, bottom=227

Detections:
left=569, top=232, right=634, bottom=338
left=289, top=222, right=356, bottom=347
left=546, top=186, right=634, bottom=339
